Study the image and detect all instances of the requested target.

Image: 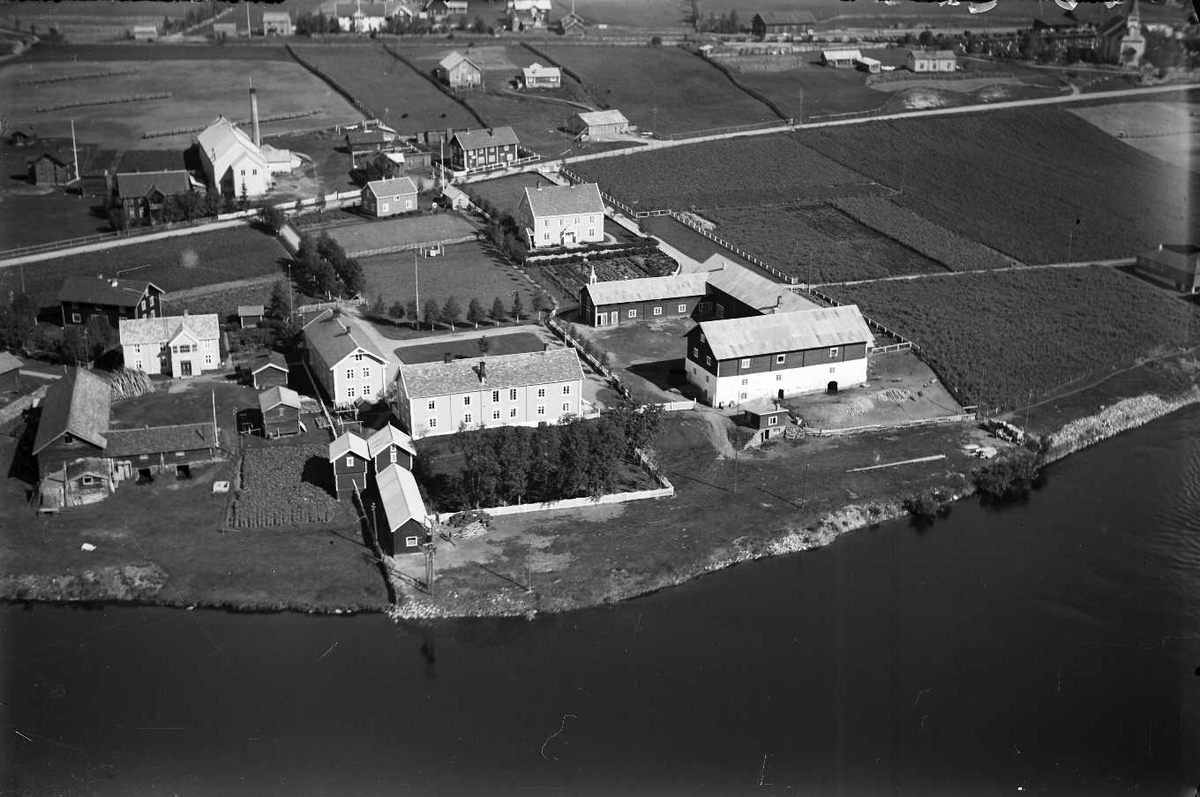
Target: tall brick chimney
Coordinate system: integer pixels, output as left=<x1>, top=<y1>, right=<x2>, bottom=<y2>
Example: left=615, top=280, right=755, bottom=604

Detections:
left=250, top=85, right=261, bottom=148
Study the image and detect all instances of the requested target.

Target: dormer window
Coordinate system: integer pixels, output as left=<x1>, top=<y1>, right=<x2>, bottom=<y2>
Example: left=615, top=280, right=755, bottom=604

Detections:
left=63, top=433, right=74, bottom=444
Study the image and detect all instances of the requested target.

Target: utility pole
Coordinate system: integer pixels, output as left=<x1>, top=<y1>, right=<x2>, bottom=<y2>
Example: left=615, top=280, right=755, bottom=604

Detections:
left=424, top=542, right=436, bottom=595
left=800, top=461, right=810, bottom=506
left=526, top=539, right=533, bottom=593
left=413, top=251, right=419, bottom=312
left=286, top=263, right=294, bottom=323
left=69, top=118, right=79, bottom=186
left=733, top=445, right=739, bottom=494
left=246, top=1, right=251, bottom=37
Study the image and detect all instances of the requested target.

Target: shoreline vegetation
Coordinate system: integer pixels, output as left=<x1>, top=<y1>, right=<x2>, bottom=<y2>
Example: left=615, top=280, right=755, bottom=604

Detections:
left=5, top=378, right=1198, bottom=619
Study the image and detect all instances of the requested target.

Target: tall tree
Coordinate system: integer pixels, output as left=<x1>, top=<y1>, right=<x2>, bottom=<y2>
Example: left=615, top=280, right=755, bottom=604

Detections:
left=440, top=296, right=462, bottom=331
left=388, top=301, right=406, bottom=324
left=490, top=296, right=507, bottom=325
left=267, top=280, right=291, bottom=321
left=494, top=426, right=532, bottom=504
left=422, top=299, right=440, bottom=330
left=466, top=297, right=485, bottom=328
left=511, top=292, right=524, bottom=321
left=405, top=299, right=419, bottom=328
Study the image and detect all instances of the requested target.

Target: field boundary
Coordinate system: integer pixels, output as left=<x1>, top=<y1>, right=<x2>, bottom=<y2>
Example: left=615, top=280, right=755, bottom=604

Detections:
left=807, top=413, right=977, bottom=438
left=381, top=44, right=489, bottom=128
left=286, top=43, right=377, bottom=119
left=683, top=45, right=792, bottom=124
left=350, top=233, right=479, bottom=259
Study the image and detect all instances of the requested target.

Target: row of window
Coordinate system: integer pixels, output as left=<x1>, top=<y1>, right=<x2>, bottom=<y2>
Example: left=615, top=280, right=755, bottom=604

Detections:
left=346, top=384, right=373, bottom=398
left=541, top=216, right=598, bottom=227
left=345, top=367, right=371, bottom=380
left=691, top=348, right=842, bottom=367
left=426, top=385, right=571, bottom=410
left=624, top=304, right=689, bottom=319
left=543, top=228, right=596, bottom=242
left=432, top=401, right=570, bottom=428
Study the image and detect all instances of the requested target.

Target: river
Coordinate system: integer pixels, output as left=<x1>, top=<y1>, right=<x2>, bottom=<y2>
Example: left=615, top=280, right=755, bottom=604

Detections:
left=4, top=407, right=1200, bottom=796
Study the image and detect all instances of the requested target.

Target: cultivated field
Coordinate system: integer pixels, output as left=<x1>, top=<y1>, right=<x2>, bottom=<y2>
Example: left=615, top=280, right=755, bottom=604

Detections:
left=704, top=202, right=945, bottom=282
left=324, top=212, right=479, bottom=256
left=231, top=441, right=359, bottom=529
left=0, top=225, right=288, bottom=310
left=737, top=65, right=889, bottom=122
left=16, top=43, right=294, bottom=61
left=359, top=239, right=539, bottom=314
left=1070, top=100, right=1200, bottom=173
left=0, top=58, right=360, bottom=149
left=538, top=44, right=781, bottom=135
left=825, top=266, right=1200, bottom=411
left=801, top=107, right=1200, bottom=264
left=570, top=132, right=878, bottom=210
left=531, top=251, right=680, bottom=305
left=290, top=44, right=480, bottom=134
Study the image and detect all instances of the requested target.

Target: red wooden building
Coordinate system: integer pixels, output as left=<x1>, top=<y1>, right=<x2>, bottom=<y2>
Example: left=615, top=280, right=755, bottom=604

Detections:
left=32, top=367, right=113, bottom=510
left=328, top=431, right=370, bottom=500
left=257, top=386, right=302, bottom=438
left=375, top=463, right=431, bottom=555
left=250, top=351, right=289, bottom=390
left=366, top=423, right=416, bottom=472
left=58, top=276, right=164, bottom=329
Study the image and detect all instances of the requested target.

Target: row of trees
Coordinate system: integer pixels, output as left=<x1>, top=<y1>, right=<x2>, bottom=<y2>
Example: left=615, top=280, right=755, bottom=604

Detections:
left=293, top=231, right=365, bottom=299
left=432, top=405, right=664, bottom=510
left=695, top=10, right=740, bottom=34
left=372, top=292, right=551, bottom=331
left=293, top=12, right=495, bottom=37
left=474, top=198, right=529, bottom=263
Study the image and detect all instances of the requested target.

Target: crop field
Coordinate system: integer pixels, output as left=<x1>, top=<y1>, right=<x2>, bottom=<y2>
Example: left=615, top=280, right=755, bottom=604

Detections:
left=531, top=251, right=680, bottom=305
left=231, top=442, right=358, bottom=529
left=538, top=45, right=780, bottom=135
left=0, top=226, right=288, bottom=310
left=704, top=203, right=946, bottom=282
left=825, top=266, right=1200, bottom=411
left=290, top=44, right=480, bottom=134
left=0, top=58, right=359, bottom=149
left=1070, top=100, right=1200, bottom=173
left=801, top=108, right=1200, bottom=265
left=359, top=239, right=539, bottom=312
left=16, top=43, right=294, bottom=61
left=325, top=213, right=479, bottom=256
left=737, top=65, right=889, bottom=122
left=570, top=132, right=877, bottom=211
left=830, top=196, right=1014, bottom=273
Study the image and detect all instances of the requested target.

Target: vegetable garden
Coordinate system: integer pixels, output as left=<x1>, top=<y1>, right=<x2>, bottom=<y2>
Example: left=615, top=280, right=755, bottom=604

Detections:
left=231, top=442, right=358, bottom=529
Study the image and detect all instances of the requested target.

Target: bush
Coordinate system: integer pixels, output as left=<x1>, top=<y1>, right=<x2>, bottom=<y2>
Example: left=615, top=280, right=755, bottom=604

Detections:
left=902, top=489, right=950, bottom=519
left=972, top=451, right=1039, bottom=499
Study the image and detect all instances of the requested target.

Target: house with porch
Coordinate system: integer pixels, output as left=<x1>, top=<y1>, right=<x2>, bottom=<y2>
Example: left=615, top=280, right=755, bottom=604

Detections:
left=447, top=127, right=521, bottom=172
left=115, top=170, right=196, bottom=224
left=301, top=309, right=388, bottom=406
left=522, top=62, right=561, bottom=88
left=58, top=276, right=164, bottom=328
left=685, top=305, right=874, bottom=407
left=119, top=312, right=221, bottom=378
left=517, top=182, right=606, bottom=249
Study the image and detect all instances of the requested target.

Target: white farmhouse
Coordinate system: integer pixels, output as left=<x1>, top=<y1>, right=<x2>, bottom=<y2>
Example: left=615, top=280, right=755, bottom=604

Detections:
left=517, top=182, right=606, bottom=249
left=120, top=313, right=221, bottom=379
left=301, top=309, right=388, bottom=406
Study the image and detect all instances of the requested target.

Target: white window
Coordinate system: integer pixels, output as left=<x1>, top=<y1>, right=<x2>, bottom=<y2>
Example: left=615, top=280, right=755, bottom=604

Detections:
left=71, top=313, right=81, bottom=323
left=347, top=386, right=356, bottom=397
left=346, top=369, right=354, bottom=380
left=427, top=400, right=436, bottom=410
left=491, top=390, right=500, bottom=402
left=741, top=378, right=748, bottom=386
left=362, top=367, right=370, bottom=378
left=429, top=417, right=438, bottom=428
left=205, top=355, right=212, bottom=365
left=692, top=347, right=698, bottom=358
left=776, top=374, right=782, bottom=381
left=492, top=410, right=501, bottom=420
left=776, top=354, right=786, bottom=364
left=536, top=405, right=545, bottom=416
left=390, top=449, right=398, bottom=464
left=628, top=309, right=637, bottom=318
left=509, top=389, right=518, bottom=400
left=405, top=536, right=419, bottom=547
left=653, top=306, right=662, bottom=316
left=562, top=385, right=570, bottom=395
left=463, top=413, right=472, bottom=424
left=345, top=456, right=354, bottom=467
left=562, top=402, right=570, bottom=411
left=768, top=416, right=779, bottom=426
left=741, top=358, right=751, bottom=368
left=678, top=304, right=687, bottom=313
left=463, top=396, right=471, bottom=405
left=829, top=347, right=839, bottom=358
left=509, top=408, right=518, bottom=418
left=537, top=388, right=545, bottom=398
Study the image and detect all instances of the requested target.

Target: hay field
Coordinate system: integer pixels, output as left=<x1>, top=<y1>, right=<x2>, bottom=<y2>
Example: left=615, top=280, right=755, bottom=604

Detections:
left=1070, top=100, right=1200, bottom=173
left=0, top=59, right=361, bottom=149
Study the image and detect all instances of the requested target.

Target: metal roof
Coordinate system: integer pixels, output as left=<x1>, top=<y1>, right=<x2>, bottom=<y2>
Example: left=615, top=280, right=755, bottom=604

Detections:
left=573, top=109, right=629, bottom=127
left=251, top=351, right=289, bottom=374
left=398, top=348, right=583, bottom=399
left=451, top=126, right=520, bottom=151
left=367, top=423, right=417, bottom=459
left=583, top=273, right=708, bottom=307
left=119, top=314, right=220, bottom=346
left=364, top=176, right=418, bottom=197
left=302, top=309, right=386, bottom=370
left=329, top=431, right=370, bottom=462
left=699, top=305, right=874, bottom=361
left=822, top=49, right=862, bottom=60
left=196, top=117, right=268, bottom=171
left=32, top=367, right=111, bottom=455
left=257, top=385, right=301, bottom=413
left=105, top=422, right=215, bottom=458
left=58, top=276, right=160, bottom=308
left=521, top=182, right=604, bottom=219
left=377, top=463, right=428, bottom=534
left=703, top=256, right=818, bottom=314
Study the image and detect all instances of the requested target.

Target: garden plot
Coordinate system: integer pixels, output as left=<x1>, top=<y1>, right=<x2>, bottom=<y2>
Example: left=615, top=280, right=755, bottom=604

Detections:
left=231, top=440, right=359, bottom=529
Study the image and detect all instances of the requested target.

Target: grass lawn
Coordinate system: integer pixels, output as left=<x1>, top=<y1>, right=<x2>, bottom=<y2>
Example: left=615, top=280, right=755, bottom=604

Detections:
left=358, top=238, right=541, bottom=314
left=538, top=44, right=782, bottom=135
left=325, top=212, right=479, bottom=255
left=463, top=173, right=547, bottom=218
left=0, top=225, right=289, bottom=313
left=0, top=59, right=360, bottom=150
left=394, top=331, right=545, bottom=363
left=460, top=91, right=586, bottom=157
left=825, top=265, right=1200, bottom=412
left=0, top=184, right=112, bottom=252
left=801, top=107, right=1200, bottom=265
left=290, top=44, right=480, bottom=135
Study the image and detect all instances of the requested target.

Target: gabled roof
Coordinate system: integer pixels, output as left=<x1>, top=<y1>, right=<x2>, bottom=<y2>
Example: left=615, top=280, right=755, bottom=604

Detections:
left=376, top=463, right=428, bottom=533
left=451, top=126, right=521, bottom=151
left=262, top=11, right=292, bottom=22
left=584, top=273, right=708, bottom=307
left=755, top=10, right=818, bottom=25
left=523, top=62, right=561, bottom=80
left=119, top=314, right=220, bottom=346
left=0, top=351, right=23, bottom=375
left=573, top=109, right=629, bottom=127
left=196, top=116, right=268, bottom=170
left=115, top=170, right=193, bottom=199
left=822, top=49, right=862, bottom=60
left=703, top=256, right=818, bottom=314
left=329, top=431, right=370, bottom=462
left=251, top=350, right=289, bottom=374
left=439, top=51, right=482, bottom=72
left=346, top=129, right=394, bottom=147
left=238, top=304, right=265, bottom=317
left=522, top=182, right=605, bottom=218
left=365, top=176, right=418, bottom=197
left=367, top=423, right=417, bottom=458
left=699, top=305, right=874, bottom=361
left=32, top=367, right=111, bottom=455
left=105, top=422, right=215, bottom=458
left=909, top=48, right=957, bottom=59
left=509, top=0, right=553, bottom=10
left=30, top=151, right=70, bottom=167
left=258, top=385, right=301, bottom=413
left=58, top=276, right=160, bottom=308
left=301, top=309, right=386, bottom=369
left=398, top=348, right=583, bottom=399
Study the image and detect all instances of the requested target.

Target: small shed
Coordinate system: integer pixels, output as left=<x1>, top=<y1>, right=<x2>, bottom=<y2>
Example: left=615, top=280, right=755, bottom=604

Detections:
left=821, top=49, right=862, bottom=68
left=131, top=24, right=158, bottom=41
left=28, top=152, right=73, bottom=185
left=375, top=463, right=431, bottom=555
left=251, top=351, right=289, bottom=390
left=367, top=423, right=417, bottom=472
left=560, top=11, right=585, bottom=36
left=566, top=109, right=631, bottom=138
left=329, top=431, right=370, bottom=500
left=743, top=401, right=790, bottom=439
left=238, top=305, right=265, bottom=328
left=258, top=386, right=303, bottom=438
left=856, top=55, right=881, bottom=74
left=8, top=127, right=36, bottom=147
left=0, top=351, right=24, bottom=393
left=436, top=51, right=483, bottom=89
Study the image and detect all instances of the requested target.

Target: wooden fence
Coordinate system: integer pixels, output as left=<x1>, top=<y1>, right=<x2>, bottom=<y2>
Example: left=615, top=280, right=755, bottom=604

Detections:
left=546, top=316, right=612, bottom=379
left=667, top=210, right=799, bottom=284
left=805, top=411, right=978, bottom=437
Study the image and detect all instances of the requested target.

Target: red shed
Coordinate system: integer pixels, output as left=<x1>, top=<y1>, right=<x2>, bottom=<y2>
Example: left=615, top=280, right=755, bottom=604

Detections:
left=250, top=351, right=289, bottom=390
left=366, top=423, right=416, bottom=473
left=257, top=386, right=302, bottom=438
left=328, top=431, right=370, bottom=500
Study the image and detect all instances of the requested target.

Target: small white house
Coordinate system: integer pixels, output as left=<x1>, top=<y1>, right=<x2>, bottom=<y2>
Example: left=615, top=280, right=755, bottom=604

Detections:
left=517, top=182, right=606, bottom=249
left=907, top=49, right=957, bottom=72
left=362, top=176, right=418, bottom=218
left=522, top=62, right=562, bottom=89
left=120, top=313, right=221, bottom=379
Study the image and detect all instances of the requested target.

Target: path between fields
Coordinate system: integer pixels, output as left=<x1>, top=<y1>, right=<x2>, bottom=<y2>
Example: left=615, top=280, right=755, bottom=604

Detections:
left=166, top=275, right=281, bottom=301
left=499, top=87, right=594, bottom=112
left=0, top=219, right=250, bottom=269
left=812, top=258, right=1136, bottom=289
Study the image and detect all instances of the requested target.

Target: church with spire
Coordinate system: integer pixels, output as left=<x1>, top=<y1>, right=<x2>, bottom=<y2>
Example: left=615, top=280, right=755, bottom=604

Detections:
left=1097, top=0, right=1146, bottom=66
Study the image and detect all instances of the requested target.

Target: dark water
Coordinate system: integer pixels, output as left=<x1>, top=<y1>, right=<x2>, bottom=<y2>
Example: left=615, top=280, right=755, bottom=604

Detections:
left=4, top=410, right=1200, bottom=797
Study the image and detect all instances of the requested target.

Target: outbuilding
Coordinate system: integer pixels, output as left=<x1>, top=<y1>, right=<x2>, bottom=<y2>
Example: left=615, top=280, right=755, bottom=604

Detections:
left=1135, top=244, right=1200, bottom=293
left=566, top=109, right=631, bottom=138
left=0, top=351, right=24, bottom=393
left=366, top=423, right=417, bottom=472
left=362, top=176, right=418, bottom=218
left=329, top=431, right=370, bottom=500
left=238, top=305, right=264, bottom=328
left=906, top=49, right=957, bottom=72
left=742, top=400, right=790, bottom=439
left=821, top=49, right=862, bottom=68
left=250, top=351, right=290, bottom=390
left=375, top=463, right=431, bottom=555
left=436, top=51, right=483, bottom=89
left=258, top=385, right=303, bottom=438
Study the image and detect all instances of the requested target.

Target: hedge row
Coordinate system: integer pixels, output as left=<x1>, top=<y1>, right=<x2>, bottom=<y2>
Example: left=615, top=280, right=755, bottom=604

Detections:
left=285, top=43, right=377, bottom=119
left=141, top=109, right=318, bottom=139
left=686, top=47, right=791, bottom=123
left=18, top=68, right=138, bottom=86
left=36, top=92, right=171, bottom=113
left=381, top=44, right=488, bottom=128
